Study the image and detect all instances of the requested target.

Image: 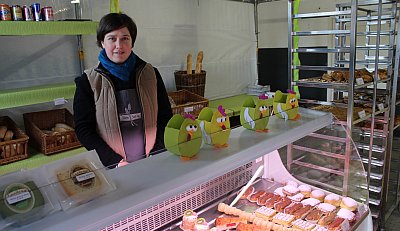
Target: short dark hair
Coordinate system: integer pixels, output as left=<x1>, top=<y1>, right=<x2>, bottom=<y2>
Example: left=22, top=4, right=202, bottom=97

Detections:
left=96, top=13, right=137, bottom=48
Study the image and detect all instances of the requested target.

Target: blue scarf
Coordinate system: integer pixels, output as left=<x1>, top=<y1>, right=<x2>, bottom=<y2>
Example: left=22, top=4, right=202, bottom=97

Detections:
left=98, top=49, right=137, bottom=82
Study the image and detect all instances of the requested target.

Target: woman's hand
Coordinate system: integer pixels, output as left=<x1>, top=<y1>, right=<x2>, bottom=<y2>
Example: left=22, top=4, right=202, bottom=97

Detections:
left=117, top=160, right=129, bottom=168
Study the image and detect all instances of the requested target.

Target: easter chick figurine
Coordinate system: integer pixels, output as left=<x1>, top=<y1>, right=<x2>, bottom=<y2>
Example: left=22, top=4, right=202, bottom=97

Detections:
left=197, top=105, right=231, bottom=148
left=164, top=114, right=202, bottom=160
left=240, top=94, right=272, bottom=132
left=273, top=90, right=301, bottom=120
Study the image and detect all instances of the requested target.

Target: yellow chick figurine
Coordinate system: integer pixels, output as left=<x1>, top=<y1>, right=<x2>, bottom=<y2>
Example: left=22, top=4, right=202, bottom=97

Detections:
left=273, top=90, right=301, bottom=120
left=197, top=105, right=231, bottom=148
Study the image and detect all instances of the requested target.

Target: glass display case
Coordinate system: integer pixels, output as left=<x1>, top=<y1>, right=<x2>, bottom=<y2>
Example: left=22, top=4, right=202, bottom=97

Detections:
left=0, top=107, right=372, bottom=231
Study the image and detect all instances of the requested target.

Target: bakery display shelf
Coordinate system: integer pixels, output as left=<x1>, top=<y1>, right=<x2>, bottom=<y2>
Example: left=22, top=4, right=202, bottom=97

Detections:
left=293, top=78, right=374, bottom=90
left=0, top=82, right=75, bottom=110
left=15, top=108, right=333, bottom=231
left=338, top=14, right=395, bottom=22
left=357, top=184, right=382, bottom=194
left=360, top=197, right=381, bottom=207
left=352, top=127, right=386, bottom=138
left=0, top=21, right=98, bottom=36
left=337, top=0, right=397, bottom=7
left=336, top=59, right=391, bottom=65
left=361, top=158, right=384, bottom=167
left=342, top=45, right=393, bottom=50
left=292, top=144, right=346, bottom=160
left=356, top=171, right=383, bottom=181
left=308, top=132, right=347, bottom=143
left=292, top=158, right=345, bottom=176
left=356, top=143, right=385, bottom=153
left=293, top=65, right=348, bottom=72
left=294, top=47, right=351, bottom=53
left=293, top=30, right=350, bottom=36
left=294, top=10, right=351, bottom=19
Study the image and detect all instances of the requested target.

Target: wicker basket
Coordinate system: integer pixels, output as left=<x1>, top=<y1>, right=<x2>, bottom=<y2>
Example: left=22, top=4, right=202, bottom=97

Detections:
left=23, top=109, right=81, bottom=155
left=174, top=70, right=206, bottom=97
left=0, top=116, right=29, bottom=165
left=168, top=90, right=209, bottom=117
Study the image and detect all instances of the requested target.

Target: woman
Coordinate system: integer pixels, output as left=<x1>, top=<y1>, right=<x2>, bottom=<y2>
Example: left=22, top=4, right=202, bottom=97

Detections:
left=73, top=13, right=173, bottom=168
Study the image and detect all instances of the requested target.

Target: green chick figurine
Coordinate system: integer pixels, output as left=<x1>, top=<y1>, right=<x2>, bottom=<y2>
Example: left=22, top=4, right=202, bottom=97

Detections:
left=240, top=94, right=272, bottom=132
left=273, top=90, right=301, bottom=120
left=164, top=114, right=202, bottom=160
left=197, top=105, right=231, bottom=148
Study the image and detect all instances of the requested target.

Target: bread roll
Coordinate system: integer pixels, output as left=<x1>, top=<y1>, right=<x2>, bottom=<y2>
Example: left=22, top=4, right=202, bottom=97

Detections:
left=0, top=126, right=7, bottom=141
left=3, top=130, right=13, bottom=141
left=340, top=197, right=357, bottom=212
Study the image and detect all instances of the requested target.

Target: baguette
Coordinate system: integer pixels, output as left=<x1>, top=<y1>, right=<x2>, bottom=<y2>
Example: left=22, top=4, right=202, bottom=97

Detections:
left=186, top=53, right=192, bottom=74
left=195, top=51, right=203, bottom=74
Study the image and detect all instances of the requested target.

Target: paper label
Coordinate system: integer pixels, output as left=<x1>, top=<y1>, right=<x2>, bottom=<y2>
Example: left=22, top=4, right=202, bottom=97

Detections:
left=184, top=106, right=194, bottom=113
left=358, top=204, right=368, bottom=215
left=6, top=190, right=31, bottom=205
left=76, top=172, right=95, bottom=182
left=255, top=157, right=263, bottom=163
left=341, top=219, right=351, bottom=231
left=356, top=78, right=365, bottom=85
left=54, top=98, right=67, bottom=106
left=378, top=103, right=384, bottom=111
left=358, top=110, right=366, bottom=118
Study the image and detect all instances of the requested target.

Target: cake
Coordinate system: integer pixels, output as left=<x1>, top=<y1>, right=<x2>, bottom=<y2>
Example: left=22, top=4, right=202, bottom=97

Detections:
left=248, top=190, right=266, bottom=203
left=272, top=212, right=295, bottom=227
left=301, top=198, right=321, bottom=207
left=274, top=187, right=286, bottom=197
left=215, top=216, right=247, bottom=229
left=181, top=210, right=197, bottom=230
left=194, top=218, right=209, bottom=231
left=317, top=203, right=336, bottom=213
left=289, top=193, right=305, bottom=202
left=286, top=180, right=299, bottom=188
left=337, top=208, right=355, bottom=222
left=240, top=186, right=255, bottom=199
left=254, top=206, right=277, bottom=220
left=292, top=219, right=316, bottom=231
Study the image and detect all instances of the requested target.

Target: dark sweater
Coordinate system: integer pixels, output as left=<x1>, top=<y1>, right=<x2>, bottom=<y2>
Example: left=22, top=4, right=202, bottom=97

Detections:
left=73, top=57, right=173, bottom=167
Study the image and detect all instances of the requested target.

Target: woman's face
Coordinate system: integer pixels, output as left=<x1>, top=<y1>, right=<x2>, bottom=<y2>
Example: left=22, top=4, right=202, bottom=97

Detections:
left=101, top=27, right=133, bottom=64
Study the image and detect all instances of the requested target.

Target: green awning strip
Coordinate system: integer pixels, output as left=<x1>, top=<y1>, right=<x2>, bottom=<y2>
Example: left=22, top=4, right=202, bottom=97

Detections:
left=293, top=0, right=301, bottom=98
left=110, top=0, right=120, bottom=13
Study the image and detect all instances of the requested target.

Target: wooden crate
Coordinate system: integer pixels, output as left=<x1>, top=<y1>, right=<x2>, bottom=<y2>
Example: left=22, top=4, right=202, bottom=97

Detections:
left=168, top=90, right=209, bottom=117
left=0, top=116, right=29, bottom=165
left=23, top=109, right=81, bottom=155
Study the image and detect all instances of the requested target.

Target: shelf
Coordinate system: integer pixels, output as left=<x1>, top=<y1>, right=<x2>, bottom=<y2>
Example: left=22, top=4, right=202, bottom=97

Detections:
left=0, top=82, right=76, bottom=109
left=15, top=108, right=332, bottom=231
left=293, top=10, right=351, bottom=19
left=337, top=0, right=397, bottom=7
left=294, top=77, right=390, bottom=90
left=0, top=21, right=98, bottom=35
left=357, top=143, right=385, bottom=153
left=338, top=15, right=395, bottom=22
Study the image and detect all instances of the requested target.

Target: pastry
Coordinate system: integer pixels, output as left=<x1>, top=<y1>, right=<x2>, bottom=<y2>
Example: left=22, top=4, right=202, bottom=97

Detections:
left=274, top=187, right=286, bottom=197
left=286, top=180, right=299, bottom=188
left=312, top=225, right=328, bottom=231
left=311, top=190, right=325, bottom=202
left=337, top=208, right=355, bottom=222
left=299, top=185, right=312, bottom=197
left=194, top=218, right=209, bottom=231
left=293, top=204, right=313, bottom=219
left=317, top=203, right=336, bottom=213
left=328, top=217, right=345, bottom=231
left=0, top=181, right=45, bottom=219
left=240, top=186, right=255, bottom=199
left=265, top=194, right=282, bottom=208
left=215, top=216, right=247, bottom=229
left=289, top=193, right=305, bottom=202
left=181, top=210, right=197, bottom=230
left=284, top=202, right=303, bottom=214
left=324, top=194, right=341, bottom=207
left=301, top=198, right=321, bottom=207
left=272, top=212, right=295, bottom=227
left=248, top=190, right=266, bottom=203
left=218, top=202, right=227, bottom=212
left=257, top=192, right=274, bottom=206
left=340, top=197, right=357, bottom=212
left=305, top=208, right=324, bottom=223
left=317, top=212, right=336, bottom=226
left=236, top=223, right=264, bottom=231
left=254, top=206, right=277, bottom=220
left=274, top=197, right=292, bottom=212
left=292, top=219, right=316, bottom=231
left=283, top=185, right=299, bottom=196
